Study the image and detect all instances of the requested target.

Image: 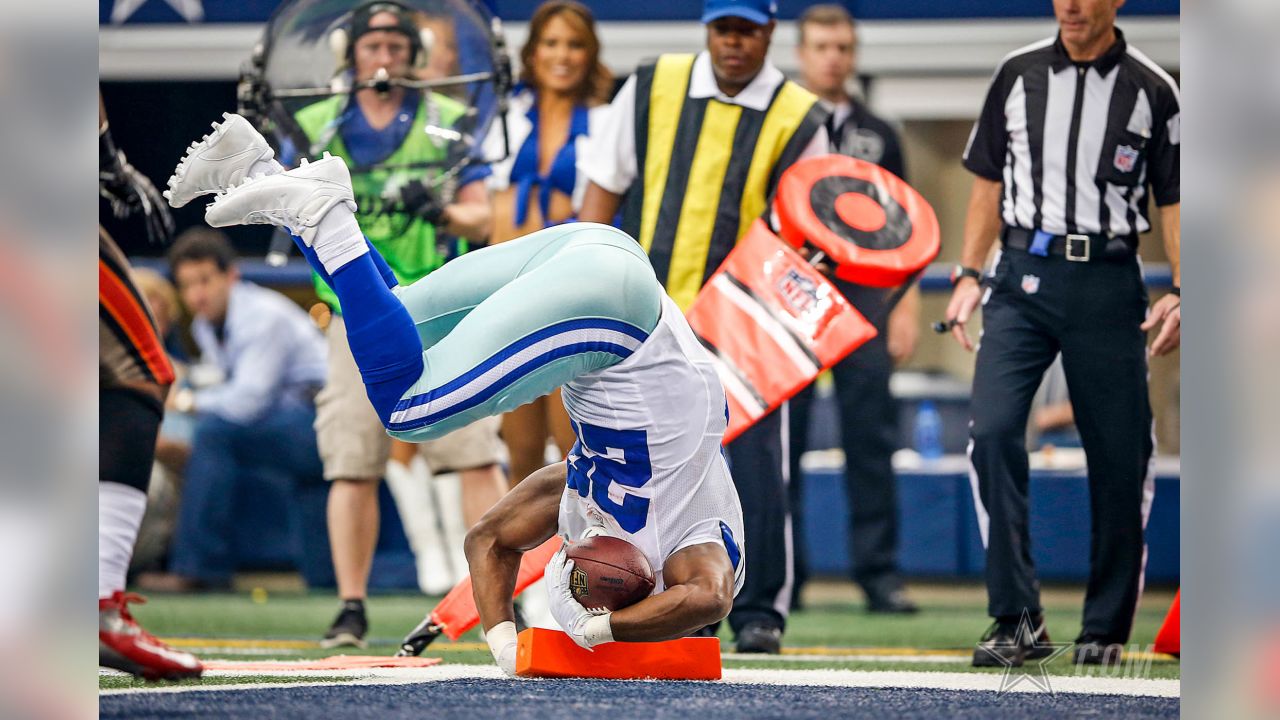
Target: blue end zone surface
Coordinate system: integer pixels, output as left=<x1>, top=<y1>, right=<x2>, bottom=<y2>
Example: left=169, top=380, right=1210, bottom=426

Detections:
left=101, top=679, right=1178, bottom=719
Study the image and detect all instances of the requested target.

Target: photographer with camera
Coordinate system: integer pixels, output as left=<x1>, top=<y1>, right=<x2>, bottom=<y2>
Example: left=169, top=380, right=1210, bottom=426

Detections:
left=282, top=1, right=507, bottom=648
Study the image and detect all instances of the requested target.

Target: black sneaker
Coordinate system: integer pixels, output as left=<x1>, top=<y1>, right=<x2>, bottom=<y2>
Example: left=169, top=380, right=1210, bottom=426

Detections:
left=865, top=587, right=920, bottom=615
left=735, top=623, right=782, bottom=654
left=972, top=614, right=1053, bottom=667
left=1073, top=637, right=1124, bottom=666
left=321, top=599, right=368, bottom=649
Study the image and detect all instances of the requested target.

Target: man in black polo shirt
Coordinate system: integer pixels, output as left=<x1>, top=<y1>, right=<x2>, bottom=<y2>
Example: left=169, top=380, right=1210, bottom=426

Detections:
left=788, top=4, right=920, bottom=615
left=945, top=0, right=1181, bottom=667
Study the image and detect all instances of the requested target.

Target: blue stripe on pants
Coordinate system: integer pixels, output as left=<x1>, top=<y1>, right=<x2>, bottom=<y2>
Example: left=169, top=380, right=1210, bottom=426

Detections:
left=389, top=317, right=648, bottom=426
left=322, top=222, right=662, bottom=443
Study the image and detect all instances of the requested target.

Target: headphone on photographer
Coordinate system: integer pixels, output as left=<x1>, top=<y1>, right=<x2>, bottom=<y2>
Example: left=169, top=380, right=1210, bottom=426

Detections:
left=329, top=1, right=435, bottom=73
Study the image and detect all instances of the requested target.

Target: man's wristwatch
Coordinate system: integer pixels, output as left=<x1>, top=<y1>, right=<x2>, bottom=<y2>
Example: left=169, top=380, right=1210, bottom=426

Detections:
left=1170, top=286, right=1180, bottom=298
left=950, top=265, right=982, bottom=286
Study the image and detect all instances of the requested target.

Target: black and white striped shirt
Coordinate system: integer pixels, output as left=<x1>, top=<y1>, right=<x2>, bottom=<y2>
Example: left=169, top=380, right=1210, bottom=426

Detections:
left=963, top=29, right=1180, bottom=237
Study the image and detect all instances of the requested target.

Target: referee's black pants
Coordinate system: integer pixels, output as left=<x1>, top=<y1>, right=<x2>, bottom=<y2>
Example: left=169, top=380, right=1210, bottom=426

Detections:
left=727, top=406, right=791, bottom=634
left=969, top=246, right=1154, bottom=644
left=789, top=332, right=903, bottom=601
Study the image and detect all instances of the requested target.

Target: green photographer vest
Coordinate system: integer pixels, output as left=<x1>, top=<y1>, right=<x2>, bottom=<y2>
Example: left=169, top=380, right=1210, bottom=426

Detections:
left=293, top=93, right=468, bottom=311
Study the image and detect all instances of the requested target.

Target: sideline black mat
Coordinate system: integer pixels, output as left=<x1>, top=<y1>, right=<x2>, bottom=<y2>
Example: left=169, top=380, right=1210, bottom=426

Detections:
left=101, top=678, right=1178, bottom=719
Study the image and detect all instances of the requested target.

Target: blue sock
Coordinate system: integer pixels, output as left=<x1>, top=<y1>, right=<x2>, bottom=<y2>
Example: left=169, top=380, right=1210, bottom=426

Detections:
left=329, top=252, right=424, bottom=424
left=292, top=235, right=396, bottom=291
left=365, top=239, right=398, bottom=289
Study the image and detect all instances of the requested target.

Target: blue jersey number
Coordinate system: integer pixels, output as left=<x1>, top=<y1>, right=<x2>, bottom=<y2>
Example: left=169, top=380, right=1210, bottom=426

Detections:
left=565, top=421, right=652, bottom=533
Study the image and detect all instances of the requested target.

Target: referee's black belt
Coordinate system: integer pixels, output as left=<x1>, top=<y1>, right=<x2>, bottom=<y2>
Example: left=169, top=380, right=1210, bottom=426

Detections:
left=1002, top=226, right=1137, bottom=263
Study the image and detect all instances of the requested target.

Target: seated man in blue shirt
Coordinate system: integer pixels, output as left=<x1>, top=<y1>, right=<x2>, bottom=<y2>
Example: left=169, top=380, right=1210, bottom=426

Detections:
left=143, top=228, right=332, bottom=590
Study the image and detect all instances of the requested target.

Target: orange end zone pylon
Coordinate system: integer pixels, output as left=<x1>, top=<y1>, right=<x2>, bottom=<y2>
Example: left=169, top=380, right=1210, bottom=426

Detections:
left=1153, top=589, right=1180, bottom=657
left=396, top=537, right=562, bottom=656
left=514, top=627, right=722, bottom=680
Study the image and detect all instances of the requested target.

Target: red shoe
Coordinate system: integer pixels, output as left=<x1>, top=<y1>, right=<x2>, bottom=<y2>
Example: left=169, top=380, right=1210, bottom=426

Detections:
left=99, top=591, right=203, bottom=680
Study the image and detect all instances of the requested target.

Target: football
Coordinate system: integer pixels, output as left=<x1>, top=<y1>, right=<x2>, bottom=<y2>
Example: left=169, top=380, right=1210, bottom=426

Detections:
left=564, top=535, right=656, bottom=612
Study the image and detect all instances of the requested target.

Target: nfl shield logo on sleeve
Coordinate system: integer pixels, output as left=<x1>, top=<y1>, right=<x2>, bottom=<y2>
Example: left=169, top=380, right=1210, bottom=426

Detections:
left=1021, top=274, right=1040, bottom=295
left=1113, top=144, right=1140, bottom=173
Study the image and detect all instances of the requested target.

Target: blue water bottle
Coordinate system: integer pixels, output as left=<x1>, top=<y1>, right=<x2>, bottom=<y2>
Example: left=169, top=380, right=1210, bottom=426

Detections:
left=913, top=400, right=944, bottom=461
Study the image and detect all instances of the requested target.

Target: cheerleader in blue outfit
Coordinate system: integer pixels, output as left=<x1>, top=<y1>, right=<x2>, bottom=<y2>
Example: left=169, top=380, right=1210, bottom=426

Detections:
left=482, top=1, right=614, bottom=486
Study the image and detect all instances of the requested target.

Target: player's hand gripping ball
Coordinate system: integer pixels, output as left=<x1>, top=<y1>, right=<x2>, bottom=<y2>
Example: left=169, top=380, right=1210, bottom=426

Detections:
left=564, top=535, right=656, bottom=611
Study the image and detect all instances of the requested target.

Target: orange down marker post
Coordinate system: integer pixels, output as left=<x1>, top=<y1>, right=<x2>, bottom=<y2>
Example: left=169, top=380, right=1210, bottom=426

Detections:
left=514, top=628, right=722, bottom=680
left=430, top=537, right=562, bottom=641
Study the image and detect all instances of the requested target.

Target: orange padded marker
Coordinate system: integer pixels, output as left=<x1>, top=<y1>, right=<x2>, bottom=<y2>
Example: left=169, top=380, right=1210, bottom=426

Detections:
left=514, top=627, right=722, bottom=680
left=432, top=537, right=562, bottom=641
left=399, top=537, right=565, bottom=656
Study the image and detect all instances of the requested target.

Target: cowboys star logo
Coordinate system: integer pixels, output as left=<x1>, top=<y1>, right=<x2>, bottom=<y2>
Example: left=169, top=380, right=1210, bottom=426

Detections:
left=977, top=610, right=1073, bottom=695
left=108, top=0, right=204, bottom=23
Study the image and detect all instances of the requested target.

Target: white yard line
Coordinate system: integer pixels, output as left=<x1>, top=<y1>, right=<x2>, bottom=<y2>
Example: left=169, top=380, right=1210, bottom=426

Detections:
left=723, top=652, right=972, bottom=664
left=102, top=663, right=1177, bottom=698
left=99, top=664, right=507, bottom=695
left=720, top=668, right=1179, bottom=697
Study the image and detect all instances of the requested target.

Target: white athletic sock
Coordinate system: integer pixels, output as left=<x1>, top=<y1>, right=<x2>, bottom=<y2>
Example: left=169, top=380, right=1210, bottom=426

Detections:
left=99, top=482, right=147, bottom=599
left=433, top=472, right=469, bottom=586
left=384, top=455, right=453, bottom=595
left=311, top=204, right=368, bottom=275
left=250, top=157, right=284, bottom=178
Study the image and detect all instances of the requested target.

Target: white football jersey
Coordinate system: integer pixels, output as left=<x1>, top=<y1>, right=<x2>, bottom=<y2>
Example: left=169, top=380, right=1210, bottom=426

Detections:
left=559, top=294, right=746, bottom=595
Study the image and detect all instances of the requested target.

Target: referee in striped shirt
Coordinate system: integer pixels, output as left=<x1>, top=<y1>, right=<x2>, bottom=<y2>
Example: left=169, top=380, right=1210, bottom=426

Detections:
left=945, top=0, right=1181, bottom=668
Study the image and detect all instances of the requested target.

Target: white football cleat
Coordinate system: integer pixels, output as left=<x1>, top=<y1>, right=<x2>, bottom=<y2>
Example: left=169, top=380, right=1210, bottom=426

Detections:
left=205, top=153, right=356, bottom=245
left=165, top=113, right=276, bottom=208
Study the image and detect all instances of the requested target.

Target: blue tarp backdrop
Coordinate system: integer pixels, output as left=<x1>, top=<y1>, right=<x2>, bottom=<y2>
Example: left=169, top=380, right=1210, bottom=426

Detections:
left=802, top=467, right=1181, bottom=583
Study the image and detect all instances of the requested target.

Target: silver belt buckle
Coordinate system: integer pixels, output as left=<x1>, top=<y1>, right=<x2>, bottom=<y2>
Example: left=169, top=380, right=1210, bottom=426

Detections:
left=1065, top=234, right=1091, bottom=262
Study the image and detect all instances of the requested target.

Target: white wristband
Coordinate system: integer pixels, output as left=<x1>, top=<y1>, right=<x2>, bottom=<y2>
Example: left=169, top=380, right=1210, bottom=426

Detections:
left=583, top=613, right=614, bottom=647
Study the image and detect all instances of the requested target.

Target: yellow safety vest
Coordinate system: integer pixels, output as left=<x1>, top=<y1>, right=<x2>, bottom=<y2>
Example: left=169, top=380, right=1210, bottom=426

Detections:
left=621, top=54, right=826, bottom=310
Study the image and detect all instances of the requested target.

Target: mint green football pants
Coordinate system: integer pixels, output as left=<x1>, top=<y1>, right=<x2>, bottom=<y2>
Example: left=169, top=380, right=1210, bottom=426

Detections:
left=373, top=222, right=662, bottom=441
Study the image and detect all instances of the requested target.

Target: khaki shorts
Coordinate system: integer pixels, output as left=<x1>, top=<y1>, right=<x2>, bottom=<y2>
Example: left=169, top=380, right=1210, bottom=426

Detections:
left=315, top=315, right=504, bottom=480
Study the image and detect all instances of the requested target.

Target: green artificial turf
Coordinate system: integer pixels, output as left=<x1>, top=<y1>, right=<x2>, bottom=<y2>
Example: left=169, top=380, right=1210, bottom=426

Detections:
left=104, top=582, right=1179, bottom=689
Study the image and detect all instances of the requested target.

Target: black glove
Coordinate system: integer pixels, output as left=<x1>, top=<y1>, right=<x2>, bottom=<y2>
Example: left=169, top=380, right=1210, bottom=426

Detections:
left=100, top=126, right=175, bottom=245
left=389, top=179, right=447, bottom=226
